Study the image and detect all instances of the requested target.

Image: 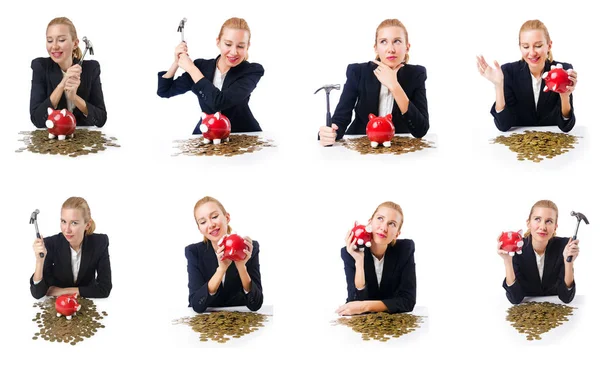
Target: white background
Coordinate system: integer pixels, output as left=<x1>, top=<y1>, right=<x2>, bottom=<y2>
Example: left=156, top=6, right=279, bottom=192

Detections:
left=0, top=0, right=598, bottom=373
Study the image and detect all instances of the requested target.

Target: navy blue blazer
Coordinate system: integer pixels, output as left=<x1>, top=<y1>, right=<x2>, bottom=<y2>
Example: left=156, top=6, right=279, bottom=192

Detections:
left=491, top=60, right=575, bottom=132
left=185, top=240, right=263, bottom=313
left=30, top=57, right=107, bottom=128
left=341, top=239, right=416, bottom=313
left=157, top=56, right=264, bottom=134
left=330, top=62, right=429, bottom=139
left=29, top=233, right=112, bottom=299
left=503, top=236, right=575, bottom=304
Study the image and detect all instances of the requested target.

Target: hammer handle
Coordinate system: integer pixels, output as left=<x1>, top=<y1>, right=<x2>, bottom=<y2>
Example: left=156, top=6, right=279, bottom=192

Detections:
left=36, top=233, right=44, bottom=258
left=566, top=235, right=576, bottom=262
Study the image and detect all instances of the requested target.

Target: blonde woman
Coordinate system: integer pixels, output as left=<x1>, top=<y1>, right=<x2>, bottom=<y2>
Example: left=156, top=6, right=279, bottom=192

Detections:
left=30, top=197, right=112, bottom=299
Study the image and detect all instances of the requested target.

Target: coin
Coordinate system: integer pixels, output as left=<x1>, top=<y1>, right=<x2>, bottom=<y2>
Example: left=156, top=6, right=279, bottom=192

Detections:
left=172, top=134, right=275, bottom=157
left=341, top=136, right=435, bottom=155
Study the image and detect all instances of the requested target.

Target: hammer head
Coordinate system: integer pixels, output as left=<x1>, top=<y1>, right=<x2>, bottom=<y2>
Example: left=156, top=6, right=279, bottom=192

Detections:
left=314, top=84, right=340, bottom=95
left=82, top=37, right=94, bottom=55
left=30, top=209, right=39, bottom=224
left=571, top=211, right=590, bottom=224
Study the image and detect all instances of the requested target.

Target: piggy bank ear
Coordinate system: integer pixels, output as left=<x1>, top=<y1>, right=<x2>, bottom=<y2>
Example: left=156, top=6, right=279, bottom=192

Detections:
left=368, top=114, right=375, bottom=120
left=215, top=112, right=221, bottom=120
left=201, top=112, right=207, bottom=120
left=518, top=229, right=523, bottom=236
left=385, top=114, right=392, bottom=121
left=365, top=225, right=372, bottom=233
left=47, top=108, right=53, bottom=115
left=60, top=109, right=66, bottom=116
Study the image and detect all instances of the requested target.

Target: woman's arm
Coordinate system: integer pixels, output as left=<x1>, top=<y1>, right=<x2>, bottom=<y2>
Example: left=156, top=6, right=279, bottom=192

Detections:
left=328, top=64, right=361, bottom=140
left=502, top=256, right=525, bottom=304
left=394, top=66, right=430, bottom=138
left=78, top=234, right=112, bottom=298
left=186, top=243, right=226, bottom=313
left=30, top=236, right=53, bottom=299
left=73, top=61, right=107, bottom=127
left=30, top=58, right=68, bottom=128
left=191, top=63, right=264, bottom=113
left=341, top=246, right=368, bottom=302
left=380, top=241, right=416, bottom=313
left=239, top=241, right=263, bottom=311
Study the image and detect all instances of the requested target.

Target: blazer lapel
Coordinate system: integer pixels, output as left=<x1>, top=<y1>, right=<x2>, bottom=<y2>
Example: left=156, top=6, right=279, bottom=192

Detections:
left=365, top=62, right=381, bottom=116
left=379, top=244, right=397, bottom=294
left=541, top=237, right=558, bottom=289
left=523, top=238, right=543, bottom=290
left=49, top=62, right=68, bottom=110
left=363, top=249, right=380, bottom=295
left=58, top=234, right=75, bottom=285
left=537, top=60, right=553, bottom=117
left=77, top=236, right=92, bottom=285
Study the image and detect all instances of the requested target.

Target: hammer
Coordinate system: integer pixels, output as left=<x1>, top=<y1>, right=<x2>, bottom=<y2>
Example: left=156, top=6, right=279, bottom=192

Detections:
left=568, top=211, right=589, bottom=262
left=29, top=209, right=44, bottom=258
left=78, top=36, right=94, bottom=66
left=314, top=84, right=340, bottom=147
left=177, top=18, right=187, bottom=42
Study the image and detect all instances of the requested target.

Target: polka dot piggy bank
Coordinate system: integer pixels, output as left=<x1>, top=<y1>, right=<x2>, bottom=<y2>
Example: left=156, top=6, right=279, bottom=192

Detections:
left=46, top=108, right=76, bottom=140
left=350, top=221, right=372, bottom=251
left=366, top=113, right=395, bottom=148
left=218, top=234, right=247, bottom=261
left=542, top=64, right=571, bottom=94
left=55, top=293, right=81, bottom=320
left=200, top=112, right=231, bottom=145
left=499, top=230, right=524, bottom=256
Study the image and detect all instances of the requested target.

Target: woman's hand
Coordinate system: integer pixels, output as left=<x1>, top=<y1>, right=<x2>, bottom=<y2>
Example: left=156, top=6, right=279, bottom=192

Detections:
left=561, top=68, right=578, bottom=96
left=235, top=236, right=254, bottom=268
left=33, top=236, right=47, bottom=261
left=64, top=76, right=81, bottom=101
left=215, top=244, right=232, bottom=271
left=497, top=234, right=513, bottom=263
left=336, top=301, right=365, bottom=316
left=372, top=60, right=401, bottom=90
left=477, top=55, right=504, bottom=86
left=178, top=52, right=196, bottom=73
left=174, top=42, right=188, bottom=65
left=319, top=124, right=338, bottom=146
left=345, top=230, right=364, bottom=262
left=47, top=287, right=78, bottom=297
left=563, top=237, right=580, bottom=263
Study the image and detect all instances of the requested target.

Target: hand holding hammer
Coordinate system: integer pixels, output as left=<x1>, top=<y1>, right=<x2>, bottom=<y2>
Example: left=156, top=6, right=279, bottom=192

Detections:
left=567, top=211, right=589, bottom=262
left=30, top=209, right=46, bottom=259
left=315, top=84, right=340, bottom=146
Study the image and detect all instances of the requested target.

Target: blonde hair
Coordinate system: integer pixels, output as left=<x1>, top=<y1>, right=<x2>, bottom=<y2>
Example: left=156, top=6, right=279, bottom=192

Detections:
left=194, top=196, right=233, bottom=243
left=217, top=17, right=251, bottom=62
left=370, top=201, right=404, bottom=246
left=519, top=19, right=553, bottom=62
left=524, top=199, right=558, bottom=238
left=47, top=17, right=82, bottom=60
left=374, top=19, right=410, bottom=64
left=62, top=197, right=95, bottom=235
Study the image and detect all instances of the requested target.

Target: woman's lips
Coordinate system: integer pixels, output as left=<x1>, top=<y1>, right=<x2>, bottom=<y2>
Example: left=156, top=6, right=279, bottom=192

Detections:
left=386, top=56, right=397, bottom=61
left=65, top=234, right=74, bottom=240
left=536, top=232, right=547, bottom=237
left=227, top=56, right=239, bottom=63
left=529, top=57, right=540, bottom=63
left=376, top=233, right=386, bottom=238
left=210, top=228, right=220, bottom=237
left=51, top=52, right=63, bottom=58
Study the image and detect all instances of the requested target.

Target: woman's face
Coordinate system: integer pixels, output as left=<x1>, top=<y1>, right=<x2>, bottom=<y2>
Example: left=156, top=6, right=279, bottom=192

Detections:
left=46, top=24, right=77, bottom=67
left=527, top=207, right=558, bottom=244
left=519, top=29, right=551, bottom=72
left=374, top=26, right=409, bottom=69
left=195, top=202, right=230, bottom=243
left=61, top=208, right=89, bottom=249
left=368, top=206, right=402, bottom=246
left=217, top=28, right=250, bottom=68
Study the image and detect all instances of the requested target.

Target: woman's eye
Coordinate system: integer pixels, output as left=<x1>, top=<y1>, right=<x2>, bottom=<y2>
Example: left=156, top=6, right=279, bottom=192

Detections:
left=390, top=223, right=396, bottom=227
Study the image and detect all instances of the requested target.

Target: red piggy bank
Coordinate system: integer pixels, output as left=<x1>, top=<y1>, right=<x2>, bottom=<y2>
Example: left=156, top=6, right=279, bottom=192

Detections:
left=499, top=230, right=524, bottom=256
left=366, top=113, right=395, bottom=148
left=199, top=112, right=231, bottom=145
left=46, top=108, right=76, bottom=140
left=542, top=64, right=571, bottom=94
left=219, top=234, right=247, bottom=261
left=350, top=221, right=372, bottom=251
left=55, top=293, right=81, bottom=320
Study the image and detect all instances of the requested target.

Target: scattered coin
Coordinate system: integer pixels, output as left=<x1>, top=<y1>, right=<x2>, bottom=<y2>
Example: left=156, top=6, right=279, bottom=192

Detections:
left=341, top=136, right=434, bottom=155
left=333, top=312, right=423, bottom=342
left=506, top=301, right=575, bottom=340
left=172, top=134, right=275, bottom=157
left=31, top=297, right=107, bottom=345
left=491, top=131, right=579, bottom=162
left=16, top=129, right=120, bottom=157
left=173, top=311, right=267, bottom=343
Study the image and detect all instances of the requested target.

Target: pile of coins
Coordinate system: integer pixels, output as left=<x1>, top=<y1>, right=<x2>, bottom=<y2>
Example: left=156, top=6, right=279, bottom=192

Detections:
left=341, top=136, right=434, bottom=155
left=506, top=301, right=575, bottom=340
left=491, top=131, right=579, bottom=162
left=333, top=312, right=423, bottom=342
left=174, top=311, right=267, bottom=343
left=16, top=129, right=120, bottom=157
left=31, top=297, right=108, bottom=345
left=173, top=134, right=275, bottom=157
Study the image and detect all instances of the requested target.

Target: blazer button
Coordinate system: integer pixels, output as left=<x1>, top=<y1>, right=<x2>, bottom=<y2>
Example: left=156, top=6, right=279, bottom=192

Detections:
left=199, top=90, right=203, bottom=94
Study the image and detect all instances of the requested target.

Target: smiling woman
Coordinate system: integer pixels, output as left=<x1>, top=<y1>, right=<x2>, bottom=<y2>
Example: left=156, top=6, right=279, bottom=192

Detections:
left=337, top=201, right=416, bottom=316
left=29, top=17, right=107, bottom=128
left=498, top=200, right=579, bottom=304
left=30, top=197, right=112, bottom=299
left=157, top=17, right=265, bottom=135
left=319, top=18, right=430, bottom=146
left=185, top=196, right=263, bottom=313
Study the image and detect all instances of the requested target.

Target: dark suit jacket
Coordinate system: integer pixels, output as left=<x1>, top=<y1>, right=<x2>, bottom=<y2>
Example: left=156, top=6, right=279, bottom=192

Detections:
left=30, top=57, right=107, bottom=128
left=503, top=236, right=575, bottom=304
left=29, top=233, right=112, bottom=299
left=157, top=56, right=264, bottom=134
left=491, top=60, right=575, bottom=132
left=341, top=239, right=416, bottom=313
left=185, top=240, right=263, bottom=313
left=330, top=62, right=429, bottom=139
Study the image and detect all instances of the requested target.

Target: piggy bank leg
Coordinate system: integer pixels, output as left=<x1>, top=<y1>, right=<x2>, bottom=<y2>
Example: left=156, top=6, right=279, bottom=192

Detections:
left=69, top=134, right=74, bottom=139
left=383, top=141, right=391, bottom=148
left=366, top=241, right=371, bottom=248
left=226, top=137, right=230, bottom=142
left=57, top=313, right=62, bottom=317
left=510, top=252, right=515, bottom=257
left=370, top=141, right=379, bottom=148
left=48, top=133, right=56, bottom=140
left=213, top=139, right=222, bottom=145
left=66, top=315, right=72, bottom=320
left=58, top=135, right=66, bottom=141
left=202, top=138, right=211, bottom=144
left=517, top=250, right=522, bottom=255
